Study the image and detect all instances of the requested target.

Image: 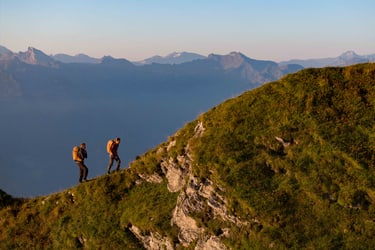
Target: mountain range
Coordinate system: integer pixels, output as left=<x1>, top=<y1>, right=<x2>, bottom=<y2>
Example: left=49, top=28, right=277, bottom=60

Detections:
left=3, top=45, right=373, bottom=67
left=1, top=63, right=374, bottom=249
left=49, top=51, right=206, bottom=65
left=0, top=46, right=302, bottom=89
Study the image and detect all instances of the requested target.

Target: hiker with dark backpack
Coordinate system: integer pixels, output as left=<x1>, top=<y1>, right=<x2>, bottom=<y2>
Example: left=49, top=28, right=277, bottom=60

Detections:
left=72, top=143, right=88, bottom=183
left=106, top=137, right=121, bottom=174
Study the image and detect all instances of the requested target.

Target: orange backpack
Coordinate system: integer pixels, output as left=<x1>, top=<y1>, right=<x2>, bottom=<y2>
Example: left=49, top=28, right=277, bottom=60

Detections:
left=72, top=146, right=80, bottom=161
left=107, top=140, right=114, bottom=154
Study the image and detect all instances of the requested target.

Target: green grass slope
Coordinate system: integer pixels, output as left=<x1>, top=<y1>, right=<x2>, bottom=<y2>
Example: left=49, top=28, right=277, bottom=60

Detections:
left=1, top=63, right=374, bottom=249
left=183, top=63, right=375, bottom=248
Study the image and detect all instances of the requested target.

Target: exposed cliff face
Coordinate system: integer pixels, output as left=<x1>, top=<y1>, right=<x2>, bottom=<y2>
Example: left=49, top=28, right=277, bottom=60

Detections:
left=135, top=121, right=249, bottom=249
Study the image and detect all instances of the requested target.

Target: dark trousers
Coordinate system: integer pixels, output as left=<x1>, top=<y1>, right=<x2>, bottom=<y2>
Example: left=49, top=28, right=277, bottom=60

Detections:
left=76, top=161, right=88, bottom=182
left=107, top=155, right=121, bottom=173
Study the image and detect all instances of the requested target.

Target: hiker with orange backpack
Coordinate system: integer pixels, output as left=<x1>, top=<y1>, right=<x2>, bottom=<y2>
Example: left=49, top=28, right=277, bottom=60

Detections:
left=106, top=137, right=121, bottom=174
left=72, top=143, right=88, bottom=183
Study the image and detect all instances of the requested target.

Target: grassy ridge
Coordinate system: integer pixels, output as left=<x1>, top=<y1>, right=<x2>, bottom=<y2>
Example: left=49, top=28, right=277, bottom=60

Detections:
left=0, top=170, right=178, bottom=249
left=1, top=63, right=375, bottom=249
left=169, top=63, right=375, bottom=248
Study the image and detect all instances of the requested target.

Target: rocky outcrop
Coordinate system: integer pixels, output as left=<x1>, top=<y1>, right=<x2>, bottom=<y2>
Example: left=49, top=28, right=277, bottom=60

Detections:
left=138, top=173, right=163, bottom=184
left=171, top=191, right=204, bottom=245
left=195, top=236, right=227, bottom=250
left=160, top=155, right=190, bottom=192
left=130, top=225, right=174, bottom=250
left=133, top=121, right=249, bottom=249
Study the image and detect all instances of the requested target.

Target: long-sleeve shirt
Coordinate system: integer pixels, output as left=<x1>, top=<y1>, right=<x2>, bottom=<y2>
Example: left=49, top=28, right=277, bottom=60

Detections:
left=110, top=143, right=119, bottom=156
left=78, top=148, right=87, bottom=161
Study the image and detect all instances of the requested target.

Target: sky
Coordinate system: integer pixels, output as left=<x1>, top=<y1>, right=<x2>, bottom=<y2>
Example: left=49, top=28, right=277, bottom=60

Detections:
left=0, top=0, right=374, bottom=62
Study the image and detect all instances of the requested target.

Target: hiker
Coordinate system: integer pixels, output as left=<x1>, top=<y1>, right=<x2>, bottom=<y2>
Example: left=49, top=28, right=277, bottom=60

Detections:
left=106, top=137, right=121, bottom=174
left=72, top=143, right=88, bottom=183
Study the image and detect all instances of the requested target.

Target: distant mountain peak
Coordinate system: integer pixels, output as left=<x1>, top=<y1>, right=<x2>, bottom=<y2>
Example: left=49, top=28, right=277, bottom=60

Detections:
left=229, top=51, right=245, bottom=57
left=339, top=50, right=360, bottom=59
left=52, top=53, right=100, bottom=64
left=100, top=56, right=135, bottom=67
left=208, top=52, right=248, bottom=70
left=135, top=52, right=205, bottom=65
left=20, top=47, right=39, bottom=64
left=17, top=47, right=59, bottom=67
left=167, top=52, right=182, bottom=58
left=101, top=55, right=121, bottom=63
left=0, top=45, right=13, bottom=57
left=208, top=51, right=245, bottom=59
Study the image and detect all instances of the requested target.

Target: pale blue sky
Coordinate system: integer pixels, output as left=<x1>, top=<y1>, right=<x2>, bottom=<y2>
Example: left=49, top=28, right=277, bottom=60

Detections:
left=0, top=0, right=374, bottom=61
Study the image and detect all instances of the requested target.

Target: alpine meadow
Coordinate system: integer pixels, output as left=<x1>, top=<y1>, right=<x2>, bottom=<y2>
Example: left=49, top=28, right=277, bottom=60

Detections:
left=1, top=63, right=375, bottom=249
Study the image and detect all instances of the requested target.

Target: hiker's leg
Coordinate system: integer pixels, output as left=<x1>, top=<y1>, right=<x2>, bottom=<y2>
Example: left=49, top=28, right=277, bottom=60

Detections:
left=83, top=163, right=88, bottom=180
left=107, top=155, right=114, bottom=173
left=77, top=162, right=84, bottom=182
left=115, top=156, right=121, bottom=171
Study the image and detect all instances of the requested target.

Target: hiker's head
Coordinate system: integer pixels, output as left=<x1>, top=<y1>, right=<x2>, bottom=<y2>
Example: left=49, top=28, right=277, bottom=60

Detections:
left=115, top=137, right=121, bottom=144
left=80, top=143, right=86, bottom=149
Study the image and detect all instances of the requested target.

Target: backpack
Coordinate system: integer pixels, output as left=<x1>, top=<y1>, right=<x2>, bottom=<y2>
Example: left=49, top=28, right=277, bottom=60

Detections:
left=72, top=146, right=80, bottom=161
left=107, top=140, right=114, bottom=154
